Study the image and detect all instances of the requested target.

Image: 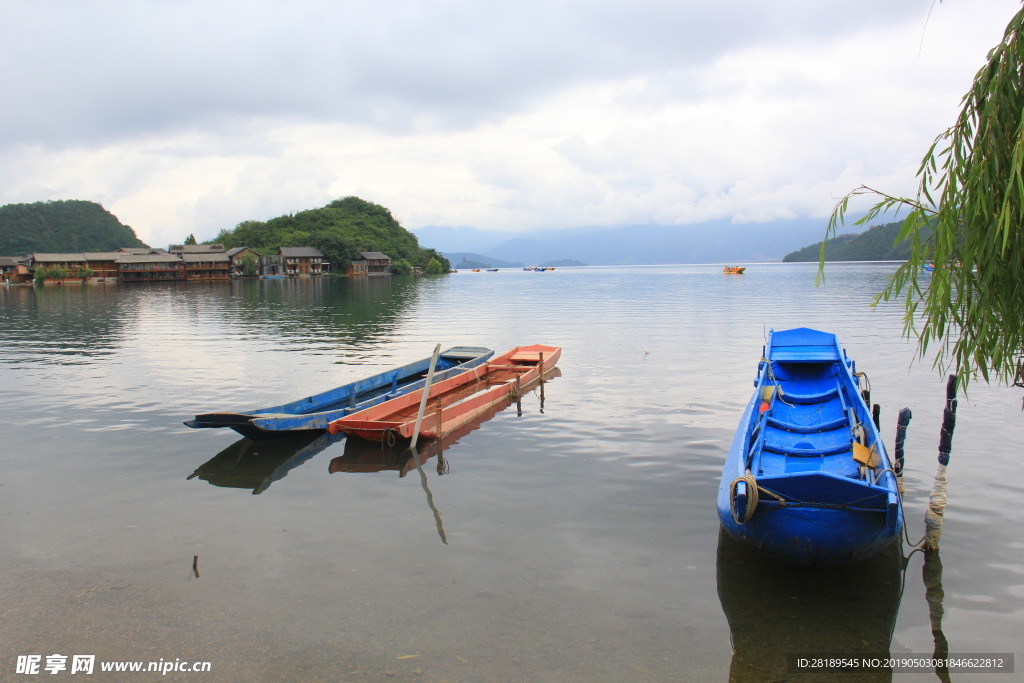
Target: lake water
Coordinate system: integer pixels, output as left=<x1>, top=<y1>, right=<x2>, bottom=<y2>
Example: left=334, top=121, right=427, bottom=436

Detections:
left=1, top=263, right=1021, bottom=682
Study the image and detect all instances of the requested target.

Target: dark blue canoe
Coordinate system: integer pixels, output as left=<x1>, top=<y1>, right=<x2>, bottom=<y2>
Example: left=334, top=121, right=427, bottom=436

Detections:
left=184, top=346, right=493, bottom=439
left=717, top=328, right=903, bottom=566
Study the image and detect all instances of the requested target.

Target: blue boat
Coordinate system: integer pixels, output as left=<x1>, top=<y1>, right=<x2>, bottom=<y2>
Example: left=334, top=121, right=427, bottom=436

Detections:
left=185, top=346, right=493, bottom=439
left=717, top=328, right=903, bottom=565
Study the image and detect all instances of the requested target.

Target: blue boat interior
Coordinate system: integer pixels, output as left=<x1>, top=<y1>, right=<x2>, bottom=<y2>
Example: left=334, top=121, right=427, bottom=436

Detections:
left=742, top=328, right=895, bottom=515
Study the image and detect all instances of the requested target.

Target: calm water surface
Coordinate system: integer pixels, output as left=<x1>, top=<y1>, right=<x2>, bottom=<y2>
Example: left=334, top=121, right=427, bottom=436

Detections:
left=1, top=263, right=1021, bottom=681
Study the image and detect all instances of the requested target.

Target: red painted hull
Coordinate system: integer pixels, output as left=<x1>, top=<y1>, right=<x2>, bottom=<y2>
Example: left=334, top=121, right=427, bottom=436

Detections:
left=327, top=344, right=561, bottom=442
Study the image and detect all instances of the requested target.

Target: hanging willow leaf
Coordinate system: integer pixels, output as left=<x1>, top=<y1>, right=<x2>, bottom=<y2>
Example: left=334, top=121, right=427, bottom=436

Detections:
left=822, top=7, right=1024, bottom=390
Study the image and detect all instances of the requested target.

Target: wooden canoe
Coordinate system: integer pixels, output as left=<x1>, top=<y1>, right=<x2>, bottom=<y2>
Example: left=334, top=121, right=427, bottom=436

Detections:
left=327, top=344, right=561, bottom=442
left=184, top=346, right=493, bottom=439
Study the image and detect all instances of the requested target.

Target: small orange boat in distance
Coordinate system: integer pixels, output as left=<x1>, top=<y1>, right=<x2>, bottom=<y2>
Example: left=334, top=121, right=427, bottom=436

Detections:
left=723, top=266, right=746, bottom=274
left=327, top=344, right=561, bottom=442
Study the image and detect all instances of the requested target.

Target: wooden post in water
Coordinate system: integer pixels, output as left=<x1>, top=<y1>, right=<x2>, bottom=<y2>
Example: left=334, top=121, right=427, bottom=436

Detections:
left=924, top=375, right=958, bottom=551
left=539, top=351, right=546, bottom=407
left=894, top=408, right=912, bottom=497
left=515, top=375, right=522, bottom=416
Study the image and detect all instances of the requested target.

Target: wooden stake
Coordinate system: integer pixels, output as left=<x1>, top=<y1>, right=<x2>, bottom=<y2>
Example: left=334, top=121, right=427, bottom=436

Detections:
left=894, top=408, right=912, bottom=497
left=924, top=375, right=958, bottom=551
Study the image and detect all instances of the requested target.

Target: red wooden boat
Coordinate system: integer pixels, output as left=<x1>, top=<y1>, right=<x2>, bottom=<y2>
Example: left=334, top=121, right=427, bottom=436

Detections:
left=327, top=344, right=561, bottom=442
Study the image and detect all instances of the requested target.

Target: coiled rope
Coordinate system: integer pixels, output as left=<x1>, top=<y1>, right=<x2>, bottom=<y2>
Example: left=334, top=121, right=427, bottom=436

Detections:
left=729, top=470, right=787, bottom=525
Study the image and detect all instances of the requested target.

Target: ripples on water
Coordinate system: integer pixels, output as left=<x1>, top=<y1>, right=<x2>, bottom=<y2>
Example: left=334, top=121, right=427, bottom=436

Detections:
left=1, top=263, right=1022, bottom=680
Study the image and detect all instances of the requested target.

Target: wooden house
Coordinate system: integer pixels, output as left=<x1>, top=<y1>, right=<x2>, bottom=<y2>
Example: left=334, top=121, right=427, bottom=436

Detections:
left=226, top=247, right=262, bottom=277
left=182, top=252, right=230, bottom=281
left=83, top=252, right=121, bottom=282
left=262, top=254, right=282, bottom=277
left=360, top=251, right=392, bottom=276
left=280, top=247, right=328, bottom=276
left=0, top=256, right=32, bottom=284
left=344, top=260, right=368, bottom=277
left=117, top=253, right=186, bottom=282
left=30, top=253, right=92, bottom=283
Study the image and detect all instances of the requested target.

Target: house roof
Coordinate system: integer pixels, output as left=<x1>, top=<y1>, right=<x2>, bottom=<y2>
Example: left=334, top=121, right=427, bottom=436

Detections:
left=32, top=253, right=87, bottom=262
left=226, top=246, right=261, bottom=257
left=360, top=251, right=390, bottom=260
left=83, top=252, right=122, bottom=260
left=117, top=247, right=167, bottom=254
left=280, top=246, right=325, bottom=257
left=117, top=254, right=183, bottom=264
left=0, top=256, right=24, bottom=267
left=170, top=244, right=225, bottom=253
left=182, top=253, right=229, bottom=263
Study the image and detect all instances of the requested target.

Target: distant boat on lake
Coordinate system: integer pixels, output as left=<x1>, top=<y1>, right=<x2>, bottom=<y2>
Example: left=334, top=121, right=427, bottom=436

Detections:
left=717, top=327, right=902, bottom=565
left=723, top=266, right=746, bottom=274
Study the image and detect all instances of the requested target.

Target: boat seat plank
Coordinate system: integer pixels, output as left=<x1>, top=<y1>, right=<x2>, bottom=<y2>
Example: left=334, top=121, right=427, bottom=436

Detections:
left=763, top=424, right=852, bottom=457
left=770, top=347, right=841, bottom=362
left=778, top=386, right=839, bottom=404
left=766, top=414, right=848, bottom=433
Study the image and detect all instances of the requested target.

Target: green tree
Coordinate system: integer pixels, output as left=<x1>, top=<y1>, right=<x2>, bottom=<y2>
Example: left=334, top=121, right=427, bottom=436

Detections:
left=0, top=200, right=148, bottom=253
left=390, top=259, right=412, bottom=275
left=241, top=255, right=258, bottom=278
left=184, top=233, right=197, bottom=245
left=824, top=6, right=1024, bottom=389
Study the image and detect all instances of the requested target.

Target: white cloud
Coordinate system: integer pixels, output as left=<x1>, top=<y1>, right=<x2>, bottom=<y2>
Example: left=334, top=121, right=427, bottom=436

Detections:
left=1, top=0, right=1020, bottom=247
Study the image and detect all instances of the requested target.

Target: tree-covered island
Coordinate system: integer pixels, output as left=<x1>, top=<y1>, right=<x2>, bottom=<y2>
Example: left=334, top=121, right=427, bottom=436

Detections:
left=211, top=196, right=450, bottom=274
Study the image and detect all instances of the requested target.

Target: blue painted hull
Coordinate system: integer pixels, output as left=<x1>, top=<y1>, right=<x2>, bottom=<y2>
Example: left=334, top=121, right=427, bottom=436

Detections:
left=717, top=328, right=903, bottom=566
left=184, top=346, right=493, bottom=439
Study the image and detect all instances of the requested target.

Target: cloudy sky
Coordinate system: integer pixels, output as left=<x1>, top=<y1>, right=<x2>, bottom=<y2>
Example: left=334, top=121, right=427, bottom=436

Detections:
left=2, top=0, right=1021, bottom=249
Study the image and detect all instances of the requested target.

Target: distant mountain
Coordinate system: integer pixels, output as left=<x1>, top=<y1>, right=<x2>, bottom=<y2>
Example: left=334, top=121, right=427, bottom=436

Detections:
left=414, top=217, right=833, bottom=265
left=445, top=253, right=524, bottom=269
left=783, top=220, right=921, bottom=262
left=0, top=200, right=148, bottom=254
left=444, top=252, right=587, bottom=269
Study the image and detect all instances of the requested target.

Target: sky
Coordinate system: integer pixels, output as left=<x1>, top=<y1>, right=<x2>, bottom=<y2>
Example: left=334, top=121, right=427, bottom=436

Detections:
left=2, top=0, right=1022, bottom=250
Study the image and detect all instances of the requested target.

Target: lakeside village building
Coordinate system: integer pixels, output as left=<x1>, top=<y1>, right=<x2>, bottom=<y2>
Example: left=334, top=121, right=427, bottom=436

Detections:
left=0, top=246, right=394, bottom=285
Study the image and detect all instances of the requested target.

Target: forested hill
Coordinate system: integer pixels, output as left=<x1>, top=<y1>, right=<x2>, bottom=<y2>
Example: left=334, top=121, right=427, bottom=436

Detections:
left=783, top=220, right=921, bottom=262
left=0, top=200, right=148, bottom=254
left=212, top=196, right=449, bottom=273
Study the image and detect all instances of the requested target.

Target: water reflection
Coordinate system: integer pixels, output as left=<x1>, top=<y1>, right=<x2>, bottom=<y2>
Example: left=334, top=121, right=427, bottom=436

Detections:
left=0, top=284, right=130, bottom=364
left=172, top=277, right=421, bottom=354
left=188, top=431, right=345, bottom=494
left=716, top=530, right=904, bottom=681
left=922, top=551, right=951, bottom=683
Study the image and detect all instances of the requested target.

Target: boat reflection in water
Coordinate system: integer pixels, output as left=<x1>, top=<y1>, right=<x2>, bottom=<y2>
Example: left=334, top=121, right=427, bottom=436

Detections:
left=332, top=367, right=559, bottom=544
left=187, top=431, right=346, bottom=494
left=716, top=529, right=904, bottom=682
left=330, top=367, right=561, bottom=478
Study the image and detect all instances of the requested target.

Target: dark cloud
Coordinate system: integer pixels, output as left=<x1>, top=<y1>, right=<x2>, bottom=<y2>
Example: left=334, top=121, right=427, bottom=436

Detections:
left=1, top=0, right=926, bottom=148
